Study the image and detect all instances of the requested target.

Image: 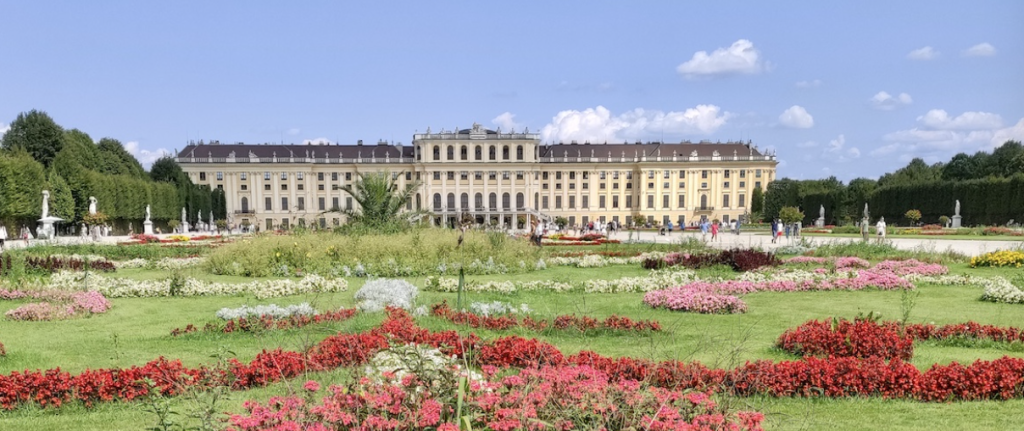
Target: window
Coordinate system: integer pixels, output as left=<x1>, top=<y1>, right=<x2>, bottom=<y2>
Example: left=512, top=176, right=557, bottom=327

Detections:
left=502, top=171, right=510, bottom=180
left=199, top=172, right=206, bottom=181
left=663, top=195, right=670, bottom=209
left=516, top=145, right=523, bottom=160
left=647, top=171, right=654, bottom=179
left=345, top=172, right=352, bottom=181
left=216, top=184, right=223, bottom=190
left=297, top=184, right=304, bottom=191
left=502, top=193, right=511, bottom=209
left=569, top=183, right=575, bottom=190
left=475, top=146, right=482, bottom=160
left=489, top=146, right=496, bottom=160
left=460, top=193, right=469, bottom=209
left=755, top=181, right=762, bottom=190
left=555, top=183, right=562, bottom=190
left=648, top=183, right=654, bottom=189
left=265, top=197, right=272, bottom=211
left=432, top=172, right=440, bottom=180
left=433, top=146, right=440, bottom=160
left=475, top=172, right=482, bottom=180
left=264, top=184, right=271, bottom=191
left=646, top=195, right=654, bottom=209
left=724, top=170, right=730, bottom=178
left=678, top=194, right=685, bottom=208
left=281, top=197, right=288, bottom=211
left=613, top=183, right=619, bottom=190
left=679, top=182, right=685, bottom=188
left=281, top=184, right=288, bottom=191
left=555, top=172, right=562, bottom=180
left=679, top=170, right=685, bottom=179
left=740, top=170, right=746, bottom=178
left=264, top=172, right=271, bottom=180
left=739, top=194, right=746, bottom=208
left=447, top=171, right=455, bottom=180
left=460, top=172, right=468, bottom=180
left=612, top=196, right=619, bottom=208
left=281, top=173, right=287, bottom=180
left=447, top=193, right=456, bottom=210
left=516, top=171, right=523, bottom=180
left=346, top=197, right=353, bottom=210
left=332, top=197, right=339, bottom=210
left=701, top=182, right=708, bottom=189
left=502, top=146, right=509, bottom=160
left=460, top=145, right=468, bottom=160
left=241, top=185, right=248, bottom=191
left=582, top=196, right=589, bottom=209
left=241, top=173, right=247, bottom=180
left=489, top=193, right=497, bottom=210
left=542, top=196, right=549, bottom=209
left=281, top=218, right=289, bottom=230
left=542, top=183, right=549, bottom=190
left=701, top=170, right=708, bottom=179
left=626, top=195, right=632, bottom=208
left=297, top=197, right=305, bottom=211
left=516, top=193, right=524, bottom=209
left=582, top=183, right=588, bottom=189
left=569, top=172, right=576, bottom=180
left=216, top=172, right=223, bottom=181
left=599, top=196, right=606, bottom=208
left=600, top=183, right=606, bottom=189
left=489, top=172, right=496, bottom=180
left=600, top=171, right=606, bottom=179
left=318, top=184, right=324, bottom=191
left=475, top=193, right=483, bottom=209
left=626, top=172, right=632, bottom=179
left=318, top=197, right=325, bottom=211
left=756, top=169, right=762, bottom=178
left=723, top=195, right=730, bottom=208
left=723, top=182, right=730, bottom=188
left=582, top=172, right=589, bottom=180
left=432, top=194, right=441, bottom=210
left=613, top=172, right=619, bottom=179
left=555, top=196, right=562, bottom=209
left=739, top=181, right=746, bottom=188
left=447, top=146, right=454, bottom=160
left=317, top=172, right=324, bottom=181
left=297, top=172, right=304, bottom=180
left=332, top=172, right=338, bottom=181
left=663, top=170, right=670, bottom=179
left=406, top=172, right=412, bottom=181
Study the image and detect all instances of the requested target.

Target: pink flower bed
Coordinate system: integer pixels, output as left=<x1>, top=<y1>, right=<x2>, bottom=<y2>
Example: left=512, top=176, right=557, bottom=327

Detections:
left=4, top=291, right=111, bottom=321
left=643, top=287, right=748, bottom=314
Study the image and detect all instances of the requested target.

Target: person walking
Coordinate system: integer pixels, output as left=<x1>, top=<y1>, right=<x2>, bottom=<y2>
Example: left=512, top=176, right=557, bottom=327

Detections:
left=784, top=223, right=791, bottom=240
left=710, top=220, right=719, bottom=242
left=770, top=219, right=778, bottom=244
left=667, top=221, right=674, bottom=235
left=700, top=219, right=709, bottom=242
left=876, top=217, right=887, bottom=243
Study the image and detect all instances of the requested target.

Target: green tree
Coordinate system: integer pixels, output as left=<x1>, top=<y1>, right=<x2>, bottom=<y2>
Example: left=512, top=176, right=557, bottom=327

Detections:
left=150, top=156, right=188, bottom=185
left=986, top=140, right=1024, bottom=177
left=905, top=209, right=922, bottom=226
left=877, top=158, right=943, bottom=187
left=751, top=187, right=764, bottom=214
left=763, top=178, right=799, bottom=220
left=779, top=206, right=804, bottom=225
left=47, top=172, right=75, bottom=221
left=337, top=171, right=423, bottom=230
left=1, top=110, right=65, bottom=168
left=0, top=150, right=47, bottom=221
left=96, top=138, right=146, bottom=178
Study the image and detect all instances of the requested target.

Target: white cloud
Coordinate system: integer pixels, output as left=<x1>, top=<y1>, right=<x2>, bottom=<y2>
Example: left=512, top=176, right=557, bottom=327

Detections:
left=990, top=118, right=1024, bottom=147
left=676, top=39, right=766, bottom=78
left=0, top=122, right=9, bottom=138
left=917, top=109, right=1003, bottom=130
left=907, top=46, right=939, bottom=60
left=302, top=137, right=334, bottom=145
left=823, top=134, right=860, bottom=161
left=491, top=112, right=523, bottom=131
left=778, top=105, right=814, bottom=129
left=541, top=105, right=730, bottom=143
left=124, top=141, right=171, bottom=168
left=870, top=91, right=913, bottom=110
left=963, top=42, right=996, bottom=57
left=795, top=79, right=822, bottom=88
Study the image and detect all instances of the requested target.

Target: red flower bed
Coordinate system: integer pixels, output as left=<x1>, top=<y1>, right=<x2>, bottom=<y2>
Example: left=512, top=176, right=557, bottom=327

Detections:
left=644, top=248, right=780, bottom=272
left=552, top=250, right=640, bottom=258
left=431, top=302, right=661, bottom=333
left=776, top=318, right=915, bottom=360
left=24, top=256, right=116, bottom=273
left=170, top=308, right=358, bottom=336
left=905, top=321, right=1024, bottom=343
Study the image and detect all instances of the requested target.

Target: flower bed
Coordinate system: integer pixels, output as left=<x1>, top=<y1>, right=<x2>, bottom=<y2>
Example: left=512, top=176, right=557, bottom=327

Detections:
left=3, top=290, right=111, bottom=321
left=777, top=318, right=915, bottom=360
left=424, top=268, right=697, bottom=294
left=24, top=256, right=116, bottom=273
left=170, top=308, right=358, bottom=336
left=36, top=272, right=348, bottom=299
left=644, top=248, right=780, bottom=272
left=970, top=250, right=1024, bottom=268
left=643, top=287, right=748, bottom=314
left=431, top=301, right=661, bottom=332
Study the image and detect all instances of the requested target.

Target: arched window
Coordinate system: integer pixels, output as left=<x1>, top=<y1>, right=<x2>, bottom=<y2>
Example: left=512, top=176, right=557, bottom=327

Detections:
left=502, top=146, right=510, bottom=160
left=474, top=193, right=483, bottom=210
left=446, top=146, right=454, bottom=161
left=516, top=145, right=523, bottom=160
left=240, top=197, right=249, bottom=213
left=433, top=193, right=442, bottom=211
left=475, top=146, right=482, bottom=160
left=489, top=193, right=497, bottom=210
left=502, top=193, right=511, bottom=209
left=516, top=193, right=524, bottom=209
left=700, top=195, right=708, bottom=209
left=447, top=193, right=456, bottom=210
left=489, top=146, right=496, bottom=160
left=432, top=146, right=440, bottom=161
left=460, top=193, right=469, bottom=210
left=460, top=145, right=468, bottom=161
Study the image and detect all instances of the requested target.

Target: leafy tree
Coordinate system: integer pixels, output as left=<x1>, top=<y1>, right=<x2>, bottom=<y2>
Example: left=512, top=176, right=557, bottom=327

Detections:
left=554, top=216, right=569, bottom=229
left=942, top=153, right=983, bottom=181
left=904, top=209, right=922, bottom=226
left=877, top=158, right=943, bottom=187
left=779, top=206, right=804, bottom=225
left=47, top=172, right=75, bottom=221
left=986, top=141, right=1024, bottom=177
left=0, top=150, right=47, bottom=221
left=96, top=138, right=146, bottom=178
left=337, top=171, right=423, bottom=230
left=0, top=110, right=65, bottom=168
left=751, top=187, right=764, bottom=214
left=763, top=178, right=800, bottom=220
left=844, top=177, right=876, bottom=220
left=150, top=156, right=188, bottom=185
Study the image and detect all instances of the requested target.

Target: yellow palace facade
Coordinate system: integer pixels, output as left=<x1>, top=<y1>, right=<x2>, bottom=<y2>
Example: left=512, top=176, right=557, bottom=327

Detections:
left=175, top=123, right=777, bottom=231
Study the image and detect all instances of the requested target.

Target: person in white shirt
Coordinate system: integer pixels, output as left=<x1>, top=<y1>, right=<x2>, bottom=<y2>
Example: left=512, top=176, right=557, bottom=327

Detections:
left=876, top=217, right=887, bottom=242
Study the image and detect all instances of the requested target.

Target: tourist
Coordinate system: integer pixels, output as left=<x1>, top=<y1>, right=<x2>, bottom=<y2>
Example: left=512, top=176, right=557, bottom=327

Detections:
left=667, top=220, right=674, bottom=235
left=784, top=223, right=791, bottom=240
left=876, top=217, right=887, bottom=243
left=710, top=220, right=719, bottom=242
left=700, top=220, right=709, bottom=242
left=735, top=219, right=742, bottom=235
left=770, top=219, right=778, bottom=244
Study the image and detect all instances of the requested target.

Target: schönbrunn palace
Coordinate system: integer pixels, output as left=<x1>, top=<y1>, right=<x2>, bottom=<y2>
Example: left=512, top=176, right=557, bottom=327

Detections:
left=175, top=123, right=777, bottom=231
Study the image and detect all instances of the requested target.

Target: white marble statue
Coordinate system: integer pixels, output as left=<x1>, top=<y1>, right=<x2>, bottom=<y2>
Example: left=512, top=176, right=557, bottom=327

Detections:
left=89, top=196, right=97, bottom=215
left=181, top=207, right=187, bottom=222
left=42, top=190, right=50, bottom=219
left=197, top=210, right=202, bottom=225
left=863, top=203, right=869, bottom=219
left=145, top=205, right=151, bottom=222
left=955, top=200, right=960, bottom=216
left=819, top=205, right=824, bottom=219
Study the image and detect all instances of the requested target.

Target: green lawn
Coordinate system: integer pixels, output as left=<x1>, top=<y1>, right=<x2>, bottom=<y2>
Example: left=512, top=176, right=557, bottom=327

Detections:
left=1, top=257, right=1023, bottom=430
left=799, top=232, right=1024, bottom=241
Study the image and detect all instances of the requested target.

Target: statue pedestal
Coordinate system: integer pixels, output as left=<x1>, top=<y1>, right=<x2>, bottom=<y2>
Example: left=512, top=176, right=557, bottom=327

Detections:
left=815, top=218, right=825, bottom=228
left=181, top=222, right=190, bottom=234
left=952, top=215, right=962, bottom=229
left=143, top=220, right=154, bottom=235
left=37, top=221, right=54, bottom=240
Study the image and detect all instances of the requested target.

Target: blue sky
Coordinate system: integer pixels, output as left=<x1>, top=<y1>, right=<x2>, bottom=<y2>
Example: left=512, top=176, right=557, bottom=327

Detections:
left=1, top=1, right=1022, bottom=181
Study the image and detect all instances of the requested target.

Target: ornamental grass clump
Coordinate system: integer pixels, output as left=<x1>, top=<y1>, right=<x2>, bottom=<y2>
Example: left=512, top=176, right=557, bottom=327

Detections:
left=355, top=278, right=419, bottom=312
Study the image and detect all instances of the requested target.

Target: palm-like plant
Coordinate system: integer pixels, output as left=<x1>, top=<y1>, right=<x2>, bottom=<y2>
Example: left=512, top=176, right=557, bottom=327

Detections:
left=336, top=171, right=425, bottom=229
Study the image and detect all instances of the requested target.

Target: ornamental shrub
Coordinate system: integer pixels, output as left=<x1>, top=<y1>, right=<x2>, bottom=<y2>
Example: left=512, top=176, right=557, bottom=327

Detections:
left=355, top=278, right=419, bottom=312
left=776, top=318, right=914, bottom=360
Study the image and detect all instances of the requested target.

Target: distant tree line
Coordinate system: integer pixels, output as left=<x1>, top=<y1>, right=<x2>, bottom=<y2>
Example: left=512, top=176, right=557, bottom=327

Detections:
left=757, top=140, right=1024, bottom=226
left=0, top=109, right=225, bottom=234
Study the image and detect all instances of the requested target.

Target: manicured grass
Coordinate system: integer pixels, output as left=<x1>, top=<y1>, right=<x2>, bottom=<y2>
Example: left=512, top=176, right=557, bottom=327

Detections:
left=1, top=251, right=1023, bottom=430
left=801, top=232, right=1024, bottom=241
